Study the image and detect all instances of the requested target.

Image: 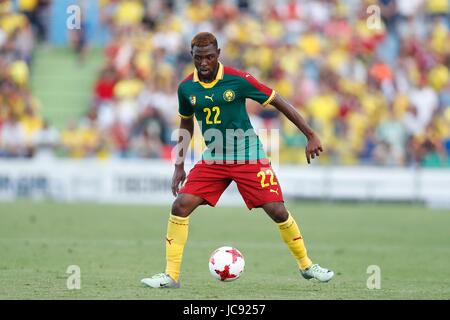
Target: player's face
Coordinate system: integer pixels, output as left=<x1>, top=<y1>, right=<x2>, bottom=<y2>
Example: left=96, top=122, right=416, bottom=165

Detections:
left=191, top=44, right=220, bottom=81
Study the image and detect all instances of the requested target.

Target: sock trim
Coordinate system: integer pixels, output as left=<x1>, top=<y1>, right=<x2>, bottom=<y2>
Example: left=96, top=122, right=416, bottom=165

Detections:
left=169, top=214, right=189, bottom=225
left=277, top=213, right=293, bottom=229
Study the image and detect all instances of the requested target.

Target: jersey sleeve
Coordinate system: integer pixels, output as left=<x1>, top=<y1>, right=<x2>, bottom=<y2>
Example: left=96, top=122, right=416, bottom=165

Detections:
left=240, top=73, right=277, bottom=107
left=177, top=85, right=194, bottom=119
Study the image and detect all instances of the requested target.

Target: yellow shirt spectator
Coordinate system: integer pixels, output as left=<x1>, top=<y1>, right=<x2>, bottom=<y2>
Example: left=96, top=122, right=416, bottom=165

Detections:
left=307, top=94, right=339, bottom=122
left=165, top=14, right=183, bottom=33
left=0, top=12, right=27, bottom=35
left=347, top=112, right=369, bottom=148
left=223, top=41, right=240, bottom=61
left=299, top=33, right=322, bottom=58
left=81, top=126, right=100, bottom=153
left=392, top=93, right=410, bottom=118
left=185, top=0, right=212, bottom=23
left=134, top=50, right=153, bottom=78
left=96, top=144, right=110, bottom=160
left=10, top=60, right=29, bottom=87
left=430, top=22, right=448, bottom=55
left=274, top=78, right=294, bottom=100
left=339, top=79, right=366, bottom=96
left=426, top=0, right=449, bottom=14
left=21, top=115, right=43, bottom=144
left=433, top=117, right=450, bottom=139
left=360, top=92, right=386, bottom=118
left=256, top=46, right=273, bottom=74
left=279, top=47, right=302, bottom=76
left=115, top=0, right=144, bottom=26
left=18, top=0, right=38, bottom=11
left=265, top=19, right=284, bottom=41
left=327, top=49, right=349, bottom=73
left=428, top=64, right=450, bottom=92
left=114, top=78, right=144, bottom=99
left=61, top=127, right=84, bottom=158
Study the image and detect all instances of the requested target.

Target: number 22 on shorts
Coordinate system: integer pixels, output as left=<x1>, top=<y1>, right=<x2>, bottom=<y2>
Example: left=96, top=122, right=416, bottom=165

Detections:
left=257, top=169, right=278, bottom=189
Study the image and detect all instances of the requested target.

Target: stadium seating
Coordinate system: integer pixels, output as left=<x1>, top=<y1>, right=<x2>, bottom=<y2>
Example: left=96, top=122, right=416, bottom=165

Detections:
left=1, top=0, right=449, bottom=167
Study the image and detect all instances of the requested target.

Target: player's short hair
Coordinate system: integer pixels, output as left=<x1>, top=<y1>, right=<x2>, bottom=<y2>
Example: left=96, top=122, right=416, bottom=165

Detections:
left=191, top=32, right=218, bottom=50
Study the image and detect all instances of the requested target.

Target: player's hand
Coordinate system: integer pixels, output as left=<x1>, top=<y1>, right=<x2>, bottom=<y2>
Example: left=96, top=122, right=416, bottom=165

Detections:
left=305, top=134, right=323, bottom=164
left=171, top=165, right=186, bottom=197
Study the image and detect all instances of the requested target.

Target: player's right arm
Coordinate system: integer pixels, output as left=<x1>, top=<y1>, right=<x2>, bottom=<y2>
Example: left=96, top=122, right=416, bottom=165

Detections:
left=172, top=84, right=195, bottom=196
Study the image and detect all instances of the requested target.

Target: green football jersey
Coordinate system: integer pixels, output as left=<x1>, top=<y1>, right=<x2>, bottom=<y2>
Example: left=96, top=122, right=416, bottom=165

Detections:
left=178, top=62, right=276, bottom=161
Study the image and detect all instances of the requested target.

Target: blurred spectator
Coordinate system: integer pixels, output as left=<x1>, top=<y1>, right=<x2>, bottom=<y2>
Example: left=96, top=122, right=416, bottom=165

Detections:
left=130, top=125, right=163, bottom=158
left=94, top=67, right=117, bottom=104
left=60, top=120, right=83, bottom=158
left=17, top=0, right=50, bottom=42
left=32, top=119, right=59, bottom=159
left=0, top=113, right=27, bottom=157
left=68, top=0, right=89, bottom=64
left=0, top=0, right=44, bottom=159
left=409, top=77, right=439, bottom=131
left=114, top=0, right=144, bottom=28
left=107, top=119, right=128, bottom=158
left=376, top=109, right=408, bottom=166
left=410, top=123, right=447, bottom=167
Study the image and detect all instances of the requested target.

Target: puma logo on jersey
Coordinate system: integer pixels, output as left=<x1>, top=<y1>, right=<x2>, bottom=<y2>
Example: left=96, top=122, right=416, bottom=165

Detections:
left=205, top=94, right=214, bottom=102
left=270, top=188, right=279, bottom=195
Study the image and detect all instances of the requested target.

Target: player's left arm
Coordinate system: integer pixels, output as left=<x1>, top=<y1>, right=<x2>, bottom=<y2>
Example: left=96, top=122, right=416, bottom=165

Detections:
left=270, top=93, right=323, bottom=164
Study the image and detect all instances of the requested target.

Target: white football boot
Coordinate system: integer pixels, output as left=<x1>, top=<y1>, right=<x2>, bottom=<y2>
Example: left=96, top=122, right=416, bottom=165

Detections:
left=300, top=264, right=334, bottom=282
left=141, top=273, right=180, bottom=288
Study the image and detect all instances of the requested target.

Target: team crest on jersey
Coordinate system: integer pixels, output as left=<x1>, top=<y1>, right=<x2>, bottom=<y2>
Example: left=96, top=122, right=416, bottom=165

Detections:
left=223, top=90, right=235, bottom=102
left=189, top=95, right=196, bottom=106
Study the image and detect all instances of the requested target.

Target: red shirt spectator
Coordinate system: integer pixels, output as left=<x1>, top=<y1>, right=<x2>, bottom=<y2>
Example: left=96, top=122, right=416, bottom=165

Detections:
left=94, top=69, right=116, bottom=102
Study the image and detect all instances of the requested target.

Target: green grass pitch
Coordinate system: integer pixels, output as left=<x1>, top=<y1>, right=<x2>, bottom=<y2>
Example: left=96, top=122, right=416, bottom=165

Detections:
left=0, top=201, right=449, bottom=299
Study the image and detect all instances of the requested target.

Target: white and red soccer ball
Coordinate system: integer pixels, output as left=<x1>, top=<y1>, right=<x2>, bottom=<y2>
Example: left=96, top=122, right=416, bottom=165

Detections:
left=208, top=246, right=245, bottom=281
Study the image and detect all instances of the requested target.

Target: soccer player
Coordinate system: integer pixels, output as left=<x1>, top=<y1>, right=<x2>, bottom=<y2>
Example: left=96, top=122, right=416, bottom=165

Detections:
left=141, top=32, right=334, bottom=288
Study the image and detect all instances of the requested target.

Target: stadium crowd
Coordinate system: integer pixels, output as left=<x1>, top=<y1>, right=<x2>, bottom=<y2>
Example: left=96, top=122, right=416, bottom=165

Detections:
left=0, top=0, right=57, bottom=159
left=0, top=0, right=449, bottom=167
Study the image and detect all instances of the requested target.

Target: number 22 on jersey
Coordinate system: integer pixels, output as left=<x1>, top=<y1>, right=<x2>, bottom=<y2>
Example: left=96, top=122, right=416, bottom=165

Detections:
left=203, top=106, right=221, bottom=124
